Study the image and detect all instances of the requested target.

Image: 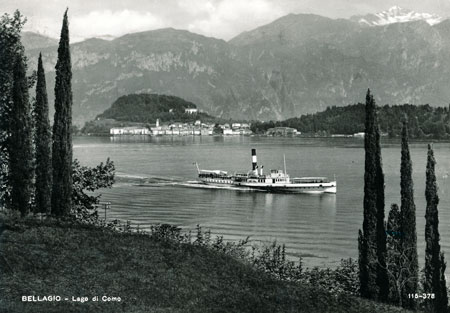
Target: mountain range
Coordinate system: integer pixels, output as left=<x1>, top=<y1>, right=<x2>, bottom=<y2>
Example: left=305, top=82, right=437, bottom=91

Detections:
left=22, top=6, right=450, bottom=126
left=350, top=6, right=445, bottom=26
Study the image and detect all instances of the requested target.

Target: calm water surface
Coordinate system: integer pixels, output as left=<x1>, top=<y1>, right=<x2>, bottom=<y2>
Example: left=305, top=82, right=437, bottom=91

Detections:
left=74, top=136, right=450, bottom=269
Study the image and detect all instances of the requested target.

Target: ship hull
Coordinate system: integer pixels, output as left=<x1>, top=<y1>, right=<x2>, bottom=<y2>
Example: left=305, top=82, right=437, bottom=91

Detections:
left=237, top=182, right=337, bottom=194
left=200, top=178, right=337, bottom=194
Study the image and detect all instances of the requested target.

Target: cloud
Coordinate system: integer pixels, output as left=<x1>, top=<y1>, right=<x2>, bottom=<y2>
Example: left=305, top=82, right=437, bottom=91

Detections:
left=178, top=0, right=286, bottom=39
left=15, top=0, right=450, bottom=42
left=23, top=0, right=287, bottom=42
left=70, top=10, right=165, bottom=40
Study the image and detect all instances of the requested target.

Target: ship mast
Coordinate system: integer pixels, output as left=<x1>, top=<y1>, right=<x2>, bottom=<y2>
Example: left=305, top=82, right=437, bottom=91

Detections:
left=283, top=154, right=287, bottom=175
left=193, top=162, right=200, bottom=174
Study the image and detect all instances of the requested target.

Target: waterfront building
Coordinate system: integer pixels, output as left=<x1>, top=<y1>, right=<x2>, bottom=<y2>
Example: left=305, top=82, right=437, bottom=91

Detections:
left=185, top=108, right=198, bottom=114
left=266, top=127, right=298, bottom=136
left=110, top=127, right=150, bottom=135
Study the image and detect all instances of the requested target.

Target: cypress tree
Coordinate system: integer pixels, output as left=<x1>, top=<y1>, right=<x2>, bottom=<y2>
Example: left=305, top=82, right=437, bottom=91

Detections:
left=359, top=89, right=378, bottom=299
left=399, top=120, right=418, bottom=309
left=374, top=101, right=389, bottom=302
left=9, top=53, right=33, bottom=216
left=359, top=89, right=388, bottom=301
left=386, top=203, right=402, bottom=305
left=424, top=144, right=448, bottom=313
left=34, top=53, right=52, bottom=213
left=51, top=9, right=73, bottom=216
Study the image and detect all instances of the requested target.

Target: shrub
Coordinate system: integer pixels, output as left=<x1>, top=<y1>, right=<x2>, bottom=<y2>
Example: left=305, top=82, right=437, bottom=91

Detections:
left=71, top=158, right=115, bottom=222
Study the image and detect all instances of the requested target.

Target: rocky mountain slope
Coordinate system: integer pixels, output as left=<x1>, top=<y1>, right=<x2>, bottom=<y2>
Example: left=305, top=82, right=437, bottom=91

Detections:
left=350, top=6, right=445, bottom=26
left=27, top=29, right=284, bottom=125
left=23, top=8, right=450, bottom=125
left=22, top=31, right=58, bottom=50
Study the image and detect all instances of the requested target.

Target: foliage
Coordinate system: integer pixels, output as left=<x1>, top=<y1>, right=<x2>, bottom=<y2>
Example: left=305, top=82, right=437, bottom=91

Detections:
left=387, top=203, right=402, bottom=304
left=71, top=158, right=115, bottom=221
left=0, top=11, right=26, bottom=209
left=399, top=120, right=419, bottom=309
left=0, top=215, right=411, bottom=313
left=298, top=259, right=360, bottom=296
left=374, top=103, right=388, bottom=303
left=359, top=89, right=388, bottom=301
left=81, top=93, right=229, bottom=134
left=150, top=223, right=189, bottom=242
left=9, top=52, right=33, bottom=217
left=147, top=224, right=359, bottom=297
left=185, top=224, right=251, bottom=260
left=96, top=93, right=213, bottom=123
left=213, top=123, right=223, bottom=134
left=251, top=103, right=450, bottom=139
left=51, top=9, right=73, bottom=216
left=249, top=241, right=302, bottom=281
left=386, top=203, right=420, bottom=308
left=424, top=144, right=449, bottom=312
left=34, top=53, right=52, bottom=214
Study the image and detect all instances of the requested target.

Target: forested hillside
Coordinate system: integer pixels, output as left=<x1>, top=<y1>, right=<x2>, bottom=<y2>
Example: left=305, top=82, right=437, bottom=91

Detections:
left=251, top=104, right=450, bottom=139
left=96, top=93, right=213, bottom=123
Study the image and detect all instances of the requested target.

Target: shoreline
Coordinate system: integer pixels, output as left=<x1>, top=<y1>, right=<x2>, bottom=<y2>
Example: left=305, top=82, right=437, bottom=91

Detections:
left=74, top=133, right=450, bottom=143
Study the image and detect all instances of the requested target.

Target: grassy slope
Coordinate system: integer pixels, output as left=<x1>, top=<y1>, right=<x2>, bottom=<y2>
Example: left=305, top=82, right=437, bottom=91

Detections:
left=0, top=217, right=411, bottom=313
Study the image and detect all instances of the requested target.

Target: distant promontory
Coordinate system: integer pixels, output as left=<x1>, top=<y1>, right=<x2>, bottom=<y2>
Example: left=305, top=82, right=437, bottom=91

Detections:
left=96, top=93, right=212, bottom=123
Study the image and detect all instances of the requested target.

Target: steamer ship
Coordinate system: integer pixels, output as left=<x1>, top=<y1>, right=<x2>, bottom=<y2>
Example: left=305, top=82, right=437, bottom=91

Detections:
left=195, top=149, right=337, bottom=194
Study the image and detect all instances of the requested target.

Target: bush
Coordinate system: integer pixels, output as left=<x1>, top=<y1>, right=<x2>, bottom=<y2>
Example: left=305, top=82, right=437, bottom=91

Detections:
left=299, top=259, right=359, bottom=296
left=150, top=223, right=189, bottom=242
left=250, top=241, right=303, bottom=281
left=71, top=158, right=115, bottom=222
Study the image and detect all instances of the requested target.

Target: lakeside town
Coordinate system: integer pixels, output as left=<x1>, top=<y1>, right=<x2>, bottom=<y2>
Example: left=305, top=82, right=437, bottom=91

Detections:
left=108, top=108, right=369, bottom=137
left=109, top=120, right=368, bottom=137
left=110, top=118, right=254, bottom=136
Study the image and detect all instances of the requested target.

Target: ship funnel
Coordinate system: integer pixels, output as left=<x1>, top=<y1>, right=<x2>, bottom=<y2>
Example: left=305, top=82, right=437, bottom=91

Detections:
left=251, top=148, right=257, bottom=172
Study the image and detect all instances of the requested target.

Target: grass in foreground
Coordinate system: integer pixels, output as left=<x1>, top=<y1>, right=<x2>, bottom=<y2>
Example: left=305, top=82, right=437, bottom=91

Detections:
left=0, top=216, right=412, bottom=313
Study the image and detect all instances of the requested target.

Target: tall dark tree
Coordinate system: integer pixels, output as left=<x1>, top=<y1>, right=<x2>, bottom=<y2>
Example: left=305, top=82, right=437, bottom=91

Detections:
left=399, top=120, right=418, bottom=309
left=359, top=89, right=388, bottom=301
left=374, top=98, right=389, bottom=302
left=424, top=144, right=448, bottom=313
left=34, top=53, right=52, bottom=213
left=9, top=53, right=34, bottom=216
left=0, top=11, right=26, bottom=208
left=51, top=9, right=73, bottom=216
left=386, top=204, right=402, bottom=305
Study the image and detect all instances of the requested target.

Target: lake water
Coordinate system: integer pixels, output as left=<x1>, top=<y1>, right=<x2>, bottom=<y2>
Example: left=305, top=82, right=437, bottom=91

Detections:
left=74, top=136, right=450, bottom=269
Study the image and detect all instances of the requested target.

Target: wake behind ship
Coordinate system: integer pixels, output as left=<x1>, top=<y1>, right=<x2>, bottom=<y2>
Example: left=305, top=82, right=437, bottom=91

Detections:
left=196, top=149, right=337, bottom=194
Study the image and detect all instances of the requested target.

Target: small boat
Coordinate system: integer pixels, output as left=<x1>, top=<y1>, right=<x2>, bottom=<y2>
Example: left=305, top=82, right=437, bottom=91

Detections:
left=195, top=149, right=337, bottom=194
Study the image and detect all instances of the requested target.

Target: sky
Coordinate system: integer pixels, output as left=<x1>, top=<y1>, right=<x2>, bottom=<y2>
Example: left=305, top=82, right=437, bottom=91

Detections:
left=2, top=0, right=450, bottom=42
